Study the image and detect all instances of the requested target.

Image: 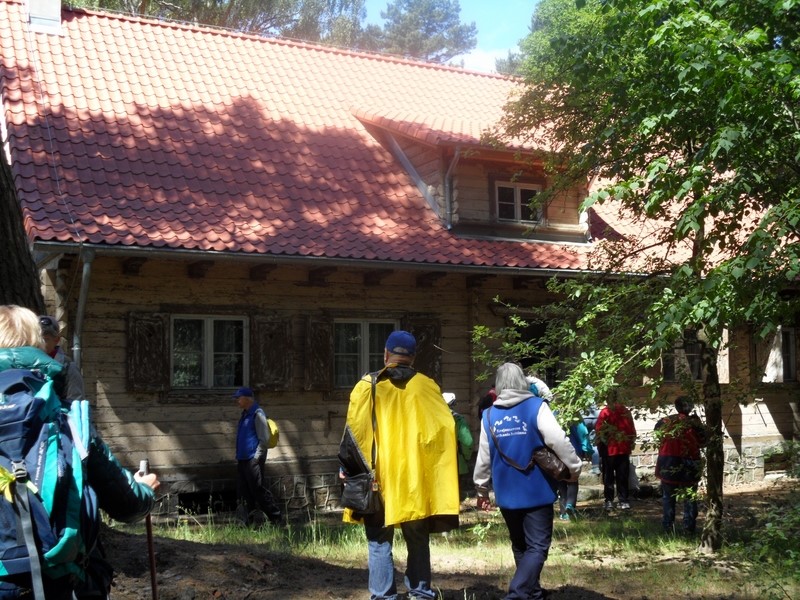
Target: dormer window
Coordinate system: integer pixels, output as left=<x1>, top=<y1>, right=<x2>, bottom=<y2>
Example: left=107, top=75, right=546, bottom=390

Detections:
left=496, top=182, right=542, bottom=223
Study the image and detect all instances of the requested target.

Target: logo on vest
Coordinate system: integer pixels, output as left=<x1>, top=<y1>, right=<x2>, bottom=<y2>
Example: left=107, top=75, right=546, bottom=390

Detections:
left=492, top=415, right=528, bottom=437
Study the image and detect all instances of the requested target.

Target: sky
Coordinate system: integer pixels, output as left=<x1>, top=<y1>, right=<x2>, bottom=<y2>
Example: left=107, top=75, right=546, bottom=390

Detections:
left=362, top=0, right=537, bottom=73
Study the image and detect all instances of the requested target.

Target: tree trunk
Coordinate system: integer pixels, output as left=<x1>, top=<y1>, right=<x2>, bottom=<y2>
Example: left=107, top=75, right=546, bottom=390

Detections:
left=0, top=157, right=45, bottom=312
left=700, top=346, right=723, bottom=553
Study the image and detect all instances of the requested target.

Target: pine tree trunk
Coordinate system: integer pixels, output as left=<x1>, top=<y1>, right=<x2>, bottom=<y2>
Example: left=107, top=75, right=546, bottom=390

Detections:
left=0, top=157, right=45, bottom=311
left=700, top=347, right=723, bottom=553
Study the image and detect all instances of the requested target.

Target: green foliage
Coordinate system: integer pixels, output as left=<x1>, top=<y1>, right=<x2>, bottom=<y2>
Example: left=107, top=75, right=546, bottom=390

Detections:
left=478, top=2, right=800, bottom=553
left=74, top=0, right=478, bottom=64
left=477, top=0, right=800, bottom=423
left=74, top=0, right=368, bottom=44
left=379, top=0, right=477, bottom=63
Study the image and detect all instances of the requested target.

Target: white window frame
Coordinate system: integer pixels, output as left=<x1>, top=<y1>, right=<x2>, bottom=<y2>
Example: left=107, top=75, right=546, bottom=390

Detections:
left=333, top=319, right=399, bottom=388
left=495, top=181, right=543, bottom=224
left=170, top=315, right=249, bottom=389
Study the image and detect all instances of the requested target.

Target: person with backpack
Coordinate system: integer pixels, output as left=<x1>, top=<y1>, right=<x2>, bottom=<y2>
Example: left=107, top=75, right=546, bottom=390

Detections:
left=443, top=393, right=473, bottom=499
left=655, top=397, right=707, bottom=534
left=233, top=387, right=282, bottom=526
left=473, top=363, right=581, bottom=600
left=0, top=304, right=159, bottom=600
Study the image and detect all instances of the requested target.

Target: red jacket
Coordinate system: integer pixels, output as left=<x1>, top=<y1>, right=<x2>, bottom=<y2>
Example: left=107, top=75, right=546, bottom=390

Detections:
left=655, top=413, right=706, bottom=485
left=595, top=403, right=636, bottom=456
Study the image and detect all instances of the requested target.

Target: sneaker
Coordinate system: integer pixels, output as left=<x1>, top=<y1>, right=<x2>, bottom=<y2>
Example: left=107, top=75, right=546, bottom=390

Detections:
left=559, top=512, right=570, bottom=521
left=604, top=500, right=614, bottom=511
left=565, top=503, right=576, bottom=516
left=618, top=502, right=631, bottom=510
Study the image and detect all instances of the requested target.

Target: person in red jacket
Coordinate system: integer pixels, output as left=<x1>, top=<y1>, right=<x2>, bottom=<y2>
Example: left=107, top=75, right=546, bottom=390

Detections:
left=595, top=392, right=637, bottom=510
left=655, top=397, right=707, bottom=534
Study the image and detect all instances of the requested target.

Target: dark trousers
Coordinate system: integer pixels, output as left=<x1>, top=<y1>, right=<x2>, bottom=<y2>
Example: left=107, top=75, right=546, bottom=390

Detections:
left=603, top=454, right=631, bottom=503
left=237, top=457, right=281, bottom=523
left=500, top=504, right=554, bottom=600
left=661, top=482, right=699, bottom=532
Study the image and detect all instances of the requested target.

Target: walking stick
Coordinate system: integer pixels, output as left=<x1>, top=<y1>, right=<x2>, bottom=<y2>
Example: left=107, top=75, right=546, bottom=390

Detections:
left=139, top=459, right=158, bottom=600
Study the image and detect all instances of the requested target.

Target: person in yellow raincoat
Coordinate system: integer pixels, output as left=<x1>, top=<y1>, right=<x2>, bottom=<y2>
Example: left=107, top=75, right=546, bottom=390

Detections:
left=338, top=330, right=459, bottom=600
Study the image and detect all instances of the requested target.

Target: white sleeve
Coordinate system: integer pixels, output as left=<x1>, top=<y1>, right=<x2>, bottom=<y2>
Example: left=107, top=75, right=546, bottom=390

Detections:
left=254, top=409, right=270, bottom=453
left=472, top=419, right=492, bottom=496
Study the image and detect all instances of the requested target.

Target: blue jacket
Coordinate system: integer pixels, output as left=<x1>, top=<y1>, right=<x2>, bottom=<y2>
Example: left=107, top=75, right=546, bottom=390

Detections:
left=569, top=421, right=593, bottom=458
left=482, top=396, right=557, bottom=509
left=236, top=403, right=265, bottom=460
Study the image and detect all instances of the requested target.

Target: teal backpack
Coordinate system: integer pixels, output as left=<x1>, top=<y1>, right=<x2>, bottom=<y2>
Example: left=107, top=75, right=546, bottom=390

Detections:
left=0, top=367, right=98, bottom=599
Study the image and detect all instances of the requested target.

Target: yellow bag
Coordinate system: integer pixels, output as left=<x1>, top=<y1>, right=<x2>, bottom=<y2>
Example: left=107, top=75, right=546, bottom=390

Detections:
left=267, top=418, right=279, bottom=448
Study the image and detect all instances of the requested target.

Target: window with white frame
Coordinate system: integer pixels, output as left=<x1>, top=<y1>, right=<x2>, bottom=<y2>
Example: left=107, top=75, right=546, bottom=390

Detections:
left=662, top=330, right=704, bottom=382
left=171, top=316, right=247, bottom=389
left=334, top=320, right=398, bottom=388
left=496, top=182, right=542, bottom=223
left=761, top=325, right=797, bottom=383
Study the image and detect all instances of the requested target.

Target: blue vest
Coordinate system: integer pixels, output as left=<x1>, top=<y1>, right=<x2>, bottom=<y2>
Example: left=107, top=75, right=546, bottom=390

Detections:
left=483, top=396, right=557, bottom=509
left=236, top=403, right=263, bottom=460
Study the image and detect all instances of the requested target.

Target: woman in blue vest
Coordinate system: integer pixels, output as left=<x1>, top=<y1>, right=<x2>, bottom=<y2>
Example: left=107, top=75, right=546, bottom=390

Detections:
left=474, top=363, right=581, bottom=600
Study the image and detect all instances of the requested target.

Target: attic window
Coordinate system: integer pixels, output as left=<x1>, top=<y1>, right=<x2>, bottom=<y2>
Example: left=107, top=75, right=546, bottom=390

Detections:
left=496, top=182, right=542, bottom=223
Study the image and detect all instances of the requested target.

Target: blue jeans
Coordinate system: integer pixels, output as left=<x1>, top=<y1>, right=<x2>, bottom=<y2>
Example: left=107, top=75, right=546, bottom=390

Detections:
left=557, top=481, right=579, bottom=513
left=365, top=519, right=436, bottom=600
left=661, top=482, right=698, bottom=532
left=500, top=504, right=554, bottom=600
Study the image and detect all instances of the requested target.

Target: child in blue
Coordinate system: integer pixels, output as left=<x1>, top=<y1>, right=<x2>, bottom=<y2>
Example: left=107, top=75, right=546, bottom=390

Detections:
left=558, top=420, right=593, bottom=520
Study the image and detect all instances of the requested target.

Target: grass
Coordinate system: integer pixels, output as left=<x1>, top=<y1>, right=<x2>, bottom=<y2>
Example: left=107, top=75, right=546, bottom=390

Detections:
left=112, top=487, right=800, bottom=600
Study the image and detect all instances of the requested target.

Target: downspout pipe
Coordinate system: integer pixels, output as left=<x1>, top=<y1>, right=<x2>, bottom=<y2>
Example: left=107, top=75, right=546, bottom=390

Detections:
left=72, top=248, right=95, bottom=370
left=444, top=148, right=461, bottom=230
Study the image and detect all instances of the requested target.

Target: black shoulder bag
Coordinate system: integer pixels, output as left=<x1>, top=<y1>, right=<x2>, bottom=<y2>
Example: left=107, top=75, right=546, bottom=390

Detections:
left=487, top=407, right=571, bottom=481
left=340, top=373, right=384, bottom=515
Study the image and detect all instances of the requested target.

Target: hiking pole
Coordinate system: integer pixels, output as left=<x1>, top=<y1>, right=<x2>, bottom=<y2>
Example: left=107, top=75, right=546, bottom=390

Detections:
left=139, top=458, right=158, bottom=600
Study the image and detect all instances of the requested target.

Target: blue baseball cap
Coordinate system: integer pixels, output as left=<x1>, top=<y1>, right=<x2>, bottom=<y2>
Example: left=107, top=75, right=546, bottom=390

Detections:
left=232, top=387, right=254, bottom=398
left=385, top=330, right=416, bottom=356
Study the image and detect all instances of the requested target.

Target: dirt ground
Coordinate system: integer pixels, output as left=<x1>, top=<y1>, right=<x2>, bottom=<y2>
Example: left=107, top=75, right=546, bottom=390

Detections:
left=102, top=478, right=796, bottom=600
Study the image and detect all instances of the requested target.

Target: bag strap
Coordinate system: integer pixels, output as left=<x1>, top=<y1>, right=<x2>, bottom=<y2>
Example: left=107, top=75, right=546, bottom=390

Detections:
left=367, top=363, right=395, bottom=470
left=11, top=462, right=46, bottom=600
left=486, top=407, right=536, bottom=472
left=369, top=372, right=378, bottom=470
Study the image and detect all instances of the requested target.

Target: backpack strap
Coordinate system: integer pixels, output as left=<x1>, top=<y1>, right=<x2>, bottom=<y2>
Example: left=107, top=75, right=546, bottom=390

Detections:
left=10, top=461, right=46, bottom=600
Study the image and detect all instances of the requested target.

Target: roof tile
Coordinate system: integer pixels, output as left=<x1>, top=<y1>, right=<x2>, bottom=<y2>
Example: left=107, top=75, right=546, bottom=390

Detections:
left=1, top=0, right=594, bottom=271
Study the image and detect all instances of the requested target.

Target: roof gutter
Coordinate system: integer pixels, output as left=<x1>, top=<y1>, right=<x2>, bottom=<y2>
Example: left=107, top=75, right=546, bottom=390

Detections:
left=32, top=241, right=595, bottom=280
left=72, top=248, right=95, bottom=369
left=443, top=148, right=461, bottom=230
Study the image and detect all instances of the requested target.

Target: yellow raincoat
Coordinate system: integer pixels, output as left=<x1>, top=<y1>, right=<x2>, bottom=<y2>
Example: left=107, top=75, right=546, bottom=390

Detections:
left=342, top=366, right=460, bottom=527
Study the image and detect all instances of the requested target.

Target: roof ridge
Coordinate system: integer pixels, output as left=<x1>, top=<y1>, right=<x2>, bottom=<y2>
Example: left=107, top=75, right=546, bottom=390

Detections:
left=54, top=2, right=511, bottom=80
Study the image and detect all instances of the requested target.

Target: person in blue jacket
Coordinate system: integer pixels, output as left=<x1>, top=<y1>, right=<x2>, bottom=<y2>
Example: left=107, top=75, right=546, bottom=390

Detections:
left=234, top=387, right=282, bottom=525
left=474, top=363, right=581, bottom=600
left=558, top=419, right=593, bottom=521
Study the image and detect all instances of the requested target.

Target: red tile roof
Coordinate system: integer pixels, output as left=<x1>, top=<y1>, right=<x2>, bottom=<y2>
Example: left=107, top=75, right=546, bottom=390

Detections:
left=0, top=0, right=590, bottom=272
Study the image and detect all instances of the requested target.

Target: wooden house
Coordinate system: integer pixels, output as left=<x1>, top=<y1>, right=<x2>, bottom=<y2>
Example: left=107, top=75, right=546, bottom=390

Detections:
left=0, top=0, right=796, bottom=509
